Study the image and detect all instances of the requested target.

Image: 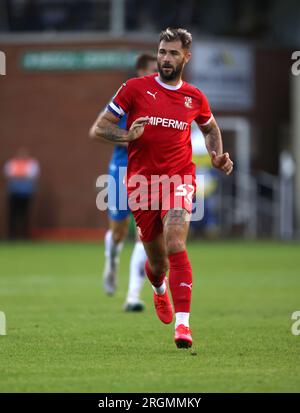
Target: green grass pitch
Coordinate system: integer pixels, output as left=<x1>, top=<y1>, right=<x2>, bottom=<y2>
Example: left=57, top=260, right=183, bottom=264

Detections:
left=0, top=240, right=299, bottom=392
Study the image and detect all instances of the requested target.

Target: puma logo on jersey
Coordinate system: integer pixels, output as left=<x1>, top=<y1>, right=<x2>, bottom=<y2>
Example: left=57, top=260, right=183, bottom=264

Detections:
left=147, top=91, right=158, bottom=100
left=179, top=282, right=192, bottom=290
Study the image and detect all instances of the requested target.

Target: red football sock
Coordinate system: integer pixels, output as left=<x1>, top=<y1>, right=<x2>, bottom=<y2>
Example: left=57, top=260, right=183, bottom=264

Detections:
left=145, top=260, right=165, bottom=288
left=168, top=250, right=192, bottom=313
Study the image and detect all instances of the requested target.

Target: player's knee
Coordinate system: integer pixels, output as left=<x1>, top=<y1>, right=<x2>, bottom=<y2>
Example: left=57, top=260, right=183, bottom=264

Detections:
left=166, top=238, right=186, bottom=255
left=112, top=227, right=128, bottom=243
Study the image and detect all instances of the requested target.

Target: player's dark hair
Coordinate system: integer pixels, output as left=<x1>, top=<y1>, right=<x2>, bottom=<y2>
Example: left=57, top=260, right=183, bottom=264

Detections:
left=135, top=53, right=157, bottom=71
left=159, top=28, right=192, bottom=50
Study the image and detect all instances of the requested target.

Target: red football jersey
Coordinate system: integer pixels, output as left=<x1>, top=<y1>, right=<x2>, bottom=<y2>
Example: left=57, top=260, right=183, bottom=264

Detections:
left=108, top=73, right=213, bottom=183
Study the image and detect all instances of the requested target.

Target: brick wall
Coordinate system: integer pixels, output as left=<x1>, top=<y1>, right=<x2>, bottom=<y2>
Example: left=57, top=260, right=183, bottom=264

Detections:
left=0, top=38, right=291, bottom=239
left=0, top=38, right=155, bottom=239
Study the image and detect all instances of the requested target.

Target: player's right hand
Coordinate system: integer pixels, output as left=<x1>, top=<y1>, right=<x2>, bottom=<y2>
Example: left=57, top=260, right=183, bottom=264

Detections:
left=127, top=117, right=149, bottom=141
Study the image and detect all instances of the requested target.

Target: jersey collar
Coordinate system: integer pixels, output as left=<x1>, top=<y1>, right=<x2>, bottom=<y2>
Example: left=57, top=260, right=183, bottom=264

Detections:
left=154, top=75, right=183, bottom=90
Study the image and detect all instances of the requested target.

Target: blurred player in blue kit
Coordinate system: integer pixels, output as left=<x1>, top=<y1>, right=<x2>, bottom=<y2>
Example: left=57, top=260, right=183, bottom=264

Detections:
left=90, top=53, right=157, bottom=311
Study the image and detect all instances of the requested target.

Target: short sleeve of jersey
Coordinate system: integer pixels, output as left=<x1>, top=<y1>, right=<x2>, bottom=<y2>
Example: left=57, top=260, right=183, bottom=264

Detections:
left=195, top=91, right=213, bottom=126
left=107, top=80, right=134, bottom=119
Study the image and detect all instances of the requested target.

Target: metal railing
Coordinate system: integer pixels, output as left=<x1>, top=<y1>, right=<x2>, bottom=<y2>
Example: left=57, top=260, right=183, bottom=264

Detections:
left=216, top=164, right=294, bottom=240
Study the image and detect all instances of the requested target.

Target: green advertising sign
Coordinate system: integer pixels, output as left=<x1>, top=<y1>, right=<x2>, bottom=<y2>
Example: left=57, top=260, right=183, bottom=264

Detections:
left=21, top=50, right=141, bottom=71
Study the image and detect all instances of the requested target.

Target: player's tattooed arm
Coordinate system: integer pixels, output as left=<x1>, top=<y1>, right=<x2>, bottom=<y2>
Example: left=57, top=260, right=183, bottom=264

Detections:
left=89, top=110, right=128, bottom=145
left=90, top=110, right=148, bottom=143
left=200, top=117, right=223, bottom=155
left=199, top=117, right=234, bottom=176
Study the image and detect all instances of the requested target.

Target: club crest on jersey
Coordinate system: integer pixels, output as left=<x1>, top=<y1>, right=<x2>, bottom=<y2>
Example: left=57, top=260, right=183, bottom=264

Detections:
left=184, top=96, right=193, bottom=108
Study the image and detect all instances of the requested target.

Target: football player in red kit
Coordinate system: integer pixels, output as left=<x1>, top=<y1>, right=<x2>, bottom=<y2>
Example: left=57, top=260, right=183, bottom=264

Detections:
left=92, top=28, right=233, bottom=348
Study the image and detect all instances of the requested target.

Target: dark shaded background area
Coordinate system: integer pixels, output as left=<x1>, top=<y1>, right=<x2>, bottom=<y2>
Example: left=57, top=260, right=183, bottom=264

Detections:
left=1, top=0, right=300, bottom=49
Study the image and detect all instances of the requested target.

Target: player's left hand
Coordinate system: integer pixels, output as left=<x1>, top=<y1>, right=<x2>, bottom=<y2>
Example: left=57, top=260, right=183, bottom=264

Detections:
left=127, top=117, right=149, bottom=141
left=211, top=151, right=234, bottom=175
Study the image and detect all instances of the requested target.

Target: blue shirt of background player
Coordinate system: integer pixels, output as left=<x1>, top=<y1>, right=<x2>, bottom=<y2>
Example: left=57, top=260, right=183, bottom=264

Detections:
left=110, top=114, right=128, bottom=167
left=107, top=114, right=130, bottom=220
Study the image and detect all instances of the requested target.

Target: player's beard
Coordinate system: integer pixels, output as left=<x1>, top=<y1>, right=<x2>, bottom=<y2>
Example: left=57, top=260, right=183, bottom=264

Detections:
left=158, top=59, right=184, bottom=82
